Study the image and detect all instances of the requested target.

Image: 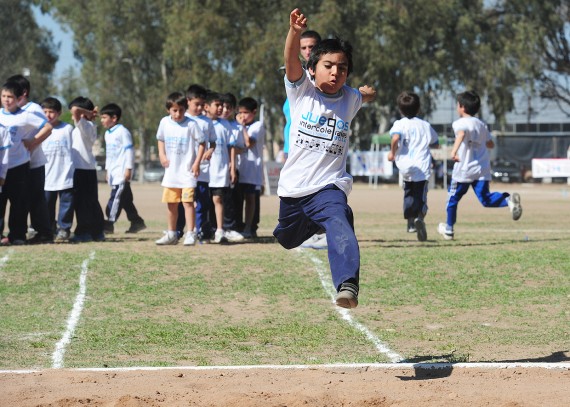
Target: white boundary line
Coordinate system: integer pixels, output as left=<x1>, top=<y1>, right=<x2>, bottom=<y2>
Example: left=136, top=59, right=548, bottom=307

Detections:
left=299, top=249, right=404, bottom=363
left=51, top=251, right=96, bottom=369
left=2, top=362, right=569, bottom=374
left=0, top=249, right=13, bottom=270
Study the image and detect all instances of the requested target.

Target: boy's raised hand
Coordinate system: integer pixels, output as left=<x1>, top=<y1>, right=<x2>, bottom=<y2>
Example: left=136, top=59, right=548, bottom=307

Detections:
left=290, top=8, right=307, bottom=31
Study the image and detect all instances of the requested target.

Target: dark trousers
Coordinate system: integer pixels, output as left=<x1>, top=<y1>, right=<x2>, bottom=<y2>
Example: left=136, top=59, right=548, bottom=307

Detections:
left=273, top=184, right=360, bottom=291
left=45, top=189, right=74, bottom=233
left=29, top=165, right=53, bottom=237
left=177, top=181, right=212, bottom=237
left=0, top=162, right=30, bottom=242
left=106, top=182, right=144, bottom=224
left=403, top=180, right=428, bottom=220
left=73, top=169, right=104, bottom=237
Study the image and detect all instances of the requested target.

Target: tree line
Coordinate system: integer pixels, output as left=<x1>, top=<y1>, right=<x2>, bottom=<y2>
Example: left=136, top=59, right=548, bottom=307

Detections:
left=5, top=0, right=570, bottom=164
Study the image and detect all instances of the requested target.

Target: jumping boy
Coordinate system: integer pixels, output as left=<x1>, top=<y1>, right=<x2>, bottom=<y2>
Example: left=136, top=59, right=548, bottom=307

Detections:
left=41, top=97, right=75, bottom=242
left=156, top=92, right=206, bottom=246
left=388, top=91, right=439, bottom=241
left=100, top=103, right=146, bottom=234
left=273, top=9, right=377, bottom=309
left=438, top=90, right=522, bottom=240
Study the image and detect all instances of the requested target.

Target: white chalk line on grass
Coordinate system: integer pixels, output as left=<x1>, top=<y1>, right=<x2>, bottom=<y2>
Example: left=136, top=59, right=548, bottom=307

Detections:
left=298, top=248, right=404, bottom=363
left=51, top=251, right=96, bottom=369
left=2, top=362, right=569, bottom=374
left=0, top=249, right=14, bottom=273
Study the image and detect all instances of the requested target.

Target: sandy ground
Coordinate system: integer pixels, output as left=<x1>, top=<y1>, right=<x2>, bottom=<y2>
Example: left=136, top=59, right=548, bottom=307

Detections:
left=2, top=181, right=570, bottom=406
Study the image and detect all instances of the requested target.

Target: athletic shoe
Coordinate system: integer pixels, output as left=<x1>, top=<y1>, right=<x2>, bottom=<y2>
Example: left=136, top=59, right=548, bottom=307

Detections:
left=407, top=219, right=416, bottom=233
left=508, top=193, right=522, bottom=221
left=0, top=236, right=9, bottom=246
left=335, top=282, right=359, bottom=309
left=155, top=232, right=178, bottom=245
left=437, top=223, right=454, bottom=240
left=27, top=234, right=54, bottom=245
left=183, top=231, right=197, bottom=246
left=12, top=239, right=26, bottom=246
left=414, top=218, right=427, bottom=242
left=213, top=229, right=226, bottom=243
left=27, top=227, right=37, bottom=240
left=241, top=230, right=253, bottom=239
left=55, top=230, right=70, bottom=242
left=125, top=221, right=147, bottom=234
left=224, top=230, right=244, bottom=242
left=69, top=233, right=93, bottom=243
left=301, top=233, right=328, bottom=249
left=103, top=220, right=114, bottom=234
left=92, top=233, right=106, bottom=242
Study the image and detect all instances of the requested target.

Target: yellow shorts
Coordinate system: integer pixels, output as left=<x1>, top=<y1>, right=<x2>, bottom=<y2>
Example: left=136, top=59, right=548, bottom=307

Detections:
left=162, top=187, right=195, bottom=203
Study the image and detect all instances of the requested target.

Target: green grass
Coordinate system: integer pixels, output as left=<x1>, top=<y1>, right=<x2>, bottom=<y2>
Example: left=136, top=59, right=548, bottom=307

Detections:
left=0, top=184, right=569, bottom=369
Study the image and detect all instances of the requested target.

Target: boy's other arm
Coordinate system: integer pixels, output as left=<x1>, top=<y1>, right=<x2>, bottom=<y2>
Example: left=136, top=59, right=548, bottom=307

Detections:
left=192, top=142, right=206, bottom=177
left=359, top=85, right=377, bottom=104
left=158, top=140, right=169, bottom=168
left=450, top=131, right=465, bottom=161
left=202, top=142, right=216, bottom=161
left=24, top=122, right=53, bottom=151
left=387, top=133, right=400, bottom=161
left=284, top=9, right=306, bottom=83
left=230, top=146, right=237, bottom=185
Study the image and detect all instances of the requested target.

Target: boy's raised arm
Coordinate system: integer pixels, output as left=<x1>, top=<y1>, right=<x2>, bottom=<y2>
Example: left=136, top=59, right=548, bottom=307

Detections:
left=284, top=8, right=306, bottom=83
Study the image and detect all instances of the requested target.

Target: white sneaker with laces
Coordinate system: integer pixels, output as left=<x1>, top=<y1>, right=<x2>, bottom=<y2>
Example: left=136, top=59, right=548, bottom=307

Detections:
left=508, top=193, right=522, bottom=221
left=437, top=223, right=454, bottom=240
left=224, top=230, right=244, bottom=242
left=301, top=233, right=328, bottom=249
left=213, top=229, right=225, bottom=243
left=156, top=232, right=178, bottom=245
left=183, top=231, right=197, bottom=246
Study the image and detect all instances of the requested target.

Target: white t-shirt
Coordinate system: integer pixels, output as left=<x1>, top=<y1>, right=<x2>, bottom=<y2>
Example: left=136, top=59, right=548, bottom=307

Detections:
left=0, top=124, right=12, bottom=180
left=389, top=117, right=439, bottom=182
left=238, top=121, right=265, bottom=186
left=43, top=122, right=74, bottom=191
left=71, top=118, right=98, bottom=170
left=278, top=72, right=362, bottom=198
left=0, top=108, right=47, bottom=169
left=21, top=102, right=49, bottom=169
left=451, top=116, right=492, bottom=182
left=156, top=115, right=206, bottom=188
left=208, top=118, right=232, bottom=188
left=186, top=113, right=216, bottom=183
left=105, top=124, right=135, bottom=186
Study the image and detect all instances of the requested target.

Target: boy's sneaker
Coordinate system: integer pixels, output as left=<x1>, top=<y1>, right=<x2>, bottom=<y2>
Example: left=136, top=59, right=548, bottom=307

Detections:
left=55, top=230, right=70, bottom=242
left=156, top=232, right=178, bottom=245
left=126, top=221, right=147, bottom=233
left=0, top=236, right=9, bottom=246
left=508, top=193, right=522, bottom=221
left=335, top=282, right=359, bottom=309
left=183, top=231, right=198, bottom=246
left=241, top=230, right=253, bottom=239
left=213, top=229, right=226, bottom=243
left=414, top=218, right=427, bottom=242
left=92, top=233, right=106, bottom=242
left=103, top=220, right=114, bottom=234
left=12, top=239, right=26, bottom=246
left=70, top=233, right=93, bottom=243
left=407, top=219, right=416, bottom=233
left=437, top=223, right=454, bottom=240
left=27, top=234, right=54, bottom=245
left=224, top=230, right=244, bottom=242
left=301, top=233, right=328, bottom=249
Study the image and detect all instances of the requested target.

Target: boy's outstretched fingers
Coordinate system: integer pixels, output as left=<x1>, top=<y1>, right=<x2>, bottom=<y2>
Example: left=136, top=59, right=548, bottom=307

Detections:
left=290, top=8, right=307, bottom=28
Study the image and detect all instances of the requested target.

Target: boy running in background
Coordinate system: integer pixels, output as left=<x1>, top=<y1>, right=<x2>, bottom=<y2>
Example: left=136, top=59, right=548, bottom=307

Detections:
left=100, top=103, right=146, bottom=234
left=156, top=92, right=206, bottom=246
left=273, top=9, right=376, bottom=308
left=438, top=90, right=522, bottom=240
left=388, top=91, right=439, bottom=242
left=41, top=97, right=75, bottom=242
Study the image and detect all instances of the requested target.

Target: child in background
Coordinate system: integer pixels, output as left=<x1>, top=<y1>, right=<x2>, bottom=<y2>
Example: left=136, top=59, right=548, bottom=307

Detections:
left=236, top=97, right=265, bottom=238
left=273, top=9, right=377, bottom=308
left=100, top=103, right=146, bottom=234
left=41, top=97, right=75, bottom=242
left=68, top=96, right=105, bottom=242
left=438, top=90, right=522, bottom=240
left=387, top=91, right=439, bottom=242
left=156, top=92, right=206, bottom=246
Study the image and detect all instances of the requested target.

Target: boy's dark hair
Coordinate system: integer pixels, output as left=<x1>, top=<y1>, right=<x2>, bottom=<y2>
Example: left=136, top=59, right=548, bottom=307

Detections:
left=41, top=97, right=62, bottom=112
left=301, top=30, right=322, bottom=42
left=397, top=91, right=420, bottom=118
left=166, top=92, right=188, bottom=109
left=238, top=97, right=258, bottom=112
left=205, top=91, right=222, bottom=104
left=68, top=96, right=95, bottom=111
left=221, top=92, right=237, bottom=108
left=2, top=81, right=24, bottom=98
left=100, top=103, right=122, bottom=121
left=7, top=74, right=30, bottom=96
left=186, top=84, right=207, bottom=100
left=457, top=90, right=481, bottom=116
left=307, top=37, right=353, bottom=77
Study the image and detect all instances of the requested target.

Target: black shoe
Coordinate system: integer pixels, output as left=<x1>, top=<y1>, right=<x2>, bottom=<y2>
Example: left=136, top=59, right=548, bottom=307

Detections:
left=27, top=234, right=54, bottom=245
left=125, top=222, right=147, bottom=234
left=335, top=282, right=359, bottom=309
left=414, top=218, right=427, bottom=242
left=103, top=220, right=114, bottom=234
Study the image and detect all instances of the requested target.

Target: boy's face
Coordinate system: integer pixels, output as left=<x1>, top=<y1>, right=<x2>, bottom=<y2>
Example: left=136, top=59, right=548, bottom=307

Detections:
left=300, top=37, right=318, bottom=62
left=43, top=108, right=61, bottom=124
left=221, top=102, right=234, bottom=120
left=168, top=103, right=187, bottom=123
left=100, top=114, right=118, bottom=129
left=237, top=107, right=256, bottom=126
left=187, top=97, right=205, bottom=116
left=204, top=100, right=223, bottom=119
left=1, top=90, right=20, bottom=112
left=309, top=52, right=349, bottom=95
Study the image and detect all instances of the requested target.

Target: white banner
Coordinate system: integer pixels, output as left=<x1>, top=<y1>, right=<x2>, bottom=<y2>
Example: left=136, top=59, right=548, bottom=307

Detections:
left=531, top=158, right=570, bottom=178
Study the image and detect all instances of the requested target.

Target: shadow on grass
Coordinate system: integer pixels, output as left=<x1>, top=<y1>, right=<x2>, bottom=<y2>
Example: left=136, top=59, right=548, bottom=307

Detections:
left=359, top=236, right=570, bottom=249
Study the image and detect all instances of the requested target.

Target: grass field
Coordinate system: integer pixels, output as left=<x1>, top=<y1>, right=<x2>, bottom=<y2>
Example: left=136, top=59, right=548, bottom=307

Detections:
left=0, top=181, right=569, bottom=370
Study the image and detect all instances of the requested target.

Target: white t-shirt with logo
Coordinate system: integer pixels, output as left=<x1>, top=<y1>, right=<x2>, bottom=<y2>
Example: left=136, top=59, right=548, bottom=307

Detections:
left=186, top=113, right=216, bottom=183
left=278, top=72, right=362, bottom=198
left=389, top=117, right=439, bottom=182
left=451, top=116, right=492, bottom=182
left=208, top=118, right=233, bottom=188
left=0, top=107, right=47, bottom=169
left=237, top=121, right=265, bottom=186
left=21, top=102, right=49, bottom=169
left=105, top=124, right=134, bottom=186
left=71, top=118, right=98, bottom=170
left=156, top=116, right=206, bottom=188
left=43, top=122, right=74, bottom=191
